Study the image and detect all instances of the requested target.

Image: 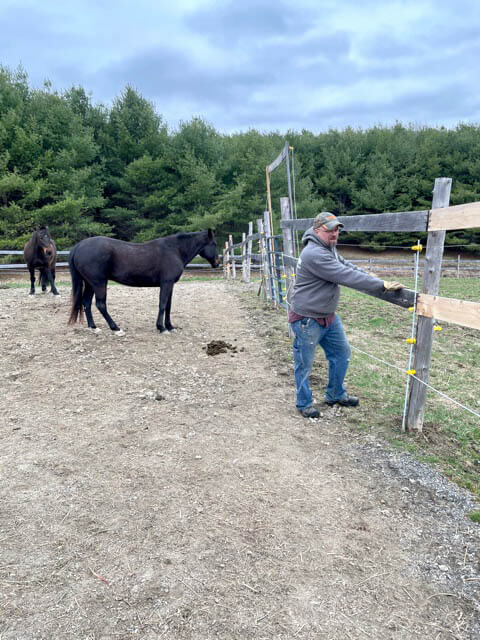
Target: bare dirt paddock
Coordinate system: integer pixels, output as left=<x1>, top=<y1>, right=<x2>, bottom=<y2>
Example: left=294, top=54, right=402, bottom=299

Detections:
left=0, top=280, right=479, bottom=639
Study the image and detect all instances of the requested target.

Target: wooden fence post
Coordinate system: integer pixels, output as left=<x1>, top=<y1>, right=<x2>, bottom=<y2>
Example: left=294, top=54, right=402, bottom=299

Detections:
left=246, top=221, right=253, bottom=283
left=273, top=236, right=284, bottom=306
left=228, top=234, right=236, bottom=280
left=263, top=210, right=276, bottom=305
left=406, top=177, right=452, bottom=432
left=241, top=232, right=247, bottom=282
left=280, top=196, right=296, bottom=308
left=257, top=219, right=269, bottom=300
left=223, top=241, right=230, bottom=279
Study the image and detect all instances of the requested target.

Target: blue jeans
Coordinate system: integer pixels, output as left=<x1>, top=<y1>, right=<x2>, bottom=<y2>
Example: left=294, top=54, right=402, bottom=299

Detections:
left=291, top=314, right=352, bottom=410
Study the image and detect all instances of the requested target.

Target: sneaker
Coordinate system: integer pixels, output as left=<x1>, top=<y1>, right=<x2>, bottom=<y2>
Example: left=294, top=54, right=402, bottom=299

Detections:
left=298, top=406, right=320, bottom=418
left=325, top=395, right=359, bottom=407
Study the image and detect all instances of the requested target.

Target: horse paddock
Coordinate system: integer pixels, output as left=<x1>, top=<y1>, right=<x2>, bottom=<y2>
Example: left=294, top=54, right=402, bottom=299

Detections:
left=0, top=280, right=479, bottom=639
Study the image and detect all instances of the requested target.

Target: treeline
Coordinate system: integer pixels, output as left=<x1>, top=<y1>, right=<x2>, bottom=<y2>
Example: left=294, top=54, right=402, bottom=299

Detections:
left=1, top=66, right=480, bottom=253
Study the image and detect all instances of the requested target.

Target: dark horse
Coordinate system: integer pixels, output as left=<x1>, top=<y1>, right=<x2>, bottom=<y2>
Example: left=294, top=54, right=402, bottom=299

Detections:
left=23, top=225, right=59, bottom=296
left=68, top=229, right=218, bottom=334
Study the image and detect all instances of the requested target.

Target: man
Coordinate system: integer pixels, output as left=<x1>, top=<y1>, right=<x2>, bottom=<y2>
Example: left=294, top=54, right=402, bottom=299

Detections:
left=289, top=211, right=404, bottom=418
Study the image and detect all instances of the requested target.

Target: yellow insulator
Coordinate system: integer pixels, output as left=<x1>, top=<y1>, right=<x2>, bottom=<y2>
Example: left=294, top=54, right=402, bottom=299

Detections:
left=406, top=337, right=416, bottom=344
left=406, top=369, right=417, bottom=375
left=281, top=274, right=287, bottom=279
left=433, top=325, right=442, bottom=331
left=408, top=306, right=415, bottom=312
left=411, top=244, right=423, bottom=251
left=289, top=146, right=294, bottom=150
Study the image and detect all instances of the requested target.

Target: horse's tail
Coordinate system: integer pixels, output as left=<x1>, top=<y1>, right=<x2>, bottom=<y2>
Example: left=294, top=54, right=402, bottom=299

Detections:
left=68, top=249, right=85, bottom=325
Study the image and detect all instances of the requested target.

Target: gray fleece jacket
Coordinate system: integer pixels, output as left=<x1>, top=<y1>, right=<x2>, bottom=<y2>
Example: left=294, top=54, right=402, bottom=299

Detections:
left=290, top=227, right=385, bottom=318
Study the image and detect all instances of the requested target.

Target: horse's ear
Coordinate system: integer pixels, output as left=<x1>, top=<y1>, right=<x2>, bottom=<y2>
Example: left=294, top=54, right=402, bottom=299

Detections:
left=208, top=228, right=214, bottom=240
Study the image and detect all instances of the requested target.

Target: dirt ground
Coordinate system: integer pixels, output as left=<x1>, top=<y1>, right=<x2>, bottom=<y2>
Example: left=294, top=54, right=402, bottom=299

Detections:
left=0, top=279, right=479, bottom=639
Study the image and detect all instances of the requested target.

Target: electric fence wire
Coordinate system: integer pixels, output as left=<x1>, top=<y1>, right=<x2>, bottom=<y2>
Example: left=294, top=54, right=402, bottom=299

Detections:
left=338, top=243, right=480, bottom=250
left=278, top=251, right=480, bottom=423
left=350, top=344, right=480, bottom=420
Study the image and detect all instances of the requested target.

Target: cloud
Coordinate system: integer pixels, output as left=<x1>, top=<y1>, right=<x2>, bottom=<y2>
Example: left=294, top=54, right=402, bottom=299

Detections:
left=1, top=0, right=480, bottom=133
left=184, top=0, right=315, bottom=45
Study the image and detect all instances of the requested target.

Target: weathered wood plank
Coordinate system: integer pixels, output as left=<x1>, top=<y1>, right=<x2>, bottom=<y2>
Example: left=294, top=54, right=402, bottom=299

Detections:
left=429, top=201, right=480, bottom=231
left=267, top=142, right=288, bottom=173
left=281, top=210, right=429, bottom=233
left=280, top=197, right=295, bottom=259
left=417, top=294, right=480, bottom=330
left=280, top=218, right=312, bottom=231
left=228, top=234, right=236, bottom=279
left=282, top=255, right=298, bottom=270
left=231, top=232, right=261, bottom=249
left=241, top=232, right=247, bottom=283
left=407, top=177, right=452, bottom=432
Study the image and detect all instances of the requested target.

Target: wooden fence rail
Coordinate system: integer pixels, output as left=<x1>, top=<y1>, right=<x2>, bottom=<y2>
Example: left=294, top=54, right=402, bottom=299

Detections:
left=0, top=249, right=220, bottom=273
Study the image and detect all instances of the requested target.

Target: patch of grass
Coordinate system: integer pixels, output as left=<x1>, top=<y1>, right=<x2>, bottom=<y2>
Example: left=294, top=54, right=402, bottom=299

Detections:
left=239, top=276, right=480, bottom=499
left=0, top=274, right=224, bottom=289
left=0, top=279, right=72, bottom=289
left=468, top=511, right=480, bottom=523
left=340, top=281, right=480, bottom=497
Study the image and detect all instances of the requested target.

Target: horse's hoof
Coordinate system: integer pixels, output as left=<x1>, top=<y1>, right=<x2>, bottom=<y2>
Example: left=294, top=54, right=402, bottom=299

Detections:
left=113, top=329, right=125, bottom=337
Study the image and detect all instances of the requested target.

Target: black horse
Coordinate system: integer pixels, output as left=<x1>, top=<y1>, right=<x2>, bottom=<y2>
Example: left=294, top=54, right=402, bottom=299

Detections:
left=68, top=229, right=219, bottom=334
left=23, top=225, right=59, bottom=296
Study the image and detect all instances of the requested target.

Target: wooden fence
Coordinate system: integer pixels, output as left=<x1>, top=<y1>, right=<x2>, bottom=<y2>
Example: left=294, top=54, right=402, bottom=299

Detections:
left=223, top=177, right=480, bottom=433
left=0, top=250, right=217, bottom=273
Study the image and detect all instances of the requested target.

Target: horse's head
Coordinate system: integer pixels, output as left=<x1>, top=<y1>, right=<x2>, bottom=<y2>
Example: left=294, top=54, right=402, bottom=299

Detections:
left=199, top=229, right=219, bottom=268
left=37, top=226, right=55, bottom=258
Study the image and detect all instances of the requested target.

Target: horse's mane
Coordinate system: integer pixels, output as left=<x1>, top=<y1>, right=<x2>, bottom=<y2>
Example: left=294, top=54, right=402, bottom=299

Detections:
left=174, top=230, right=207, bottom=240
left=30, top=227, right=40, bottom=252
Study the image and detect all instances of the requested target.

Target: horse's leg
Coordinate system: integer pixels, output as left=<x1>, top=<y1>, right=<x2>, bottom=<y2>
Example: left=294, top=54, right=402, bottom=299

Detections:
left=28, top=267, right=35, bottom=295
left=156, top=281, right=174, bottom=332
left=40, top=269, right=47, bottom=292
left=82, top=283, right=97, bottom=329
left=93, top=284, right=122, bottom=332
left=164, top=287, right=175, bottom=331
left=45, top=267, right=59, bottom=295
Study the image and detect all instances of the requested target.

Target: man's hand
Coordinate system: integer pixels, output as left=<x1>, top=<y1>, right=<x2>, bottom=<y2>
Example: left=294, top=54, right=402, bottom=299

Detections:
left=383, top=280, right=405, bottom=291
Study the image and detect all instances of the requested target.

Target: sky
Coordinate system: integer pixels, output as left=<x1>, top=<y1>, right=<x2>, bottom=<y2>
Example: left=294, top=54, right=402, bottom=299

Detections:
left=1, top=0, right=480, bottom=134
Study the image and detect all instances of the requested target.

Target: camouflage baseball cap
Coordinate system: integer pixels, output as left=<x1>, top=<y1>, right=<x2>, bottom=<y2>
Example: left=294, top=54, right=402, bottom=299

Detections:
left=313, top=211, right=344, bottom=230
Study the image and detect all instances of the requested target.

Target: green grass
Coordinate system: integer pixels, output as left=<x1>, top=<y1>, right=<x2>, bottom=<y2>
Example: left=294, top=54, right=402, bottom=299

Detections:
left=241, top=276, right=480, bottom=499
left=0, top=273, right=224, bottom=289
left=339, top=278, right=480, bottom=497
